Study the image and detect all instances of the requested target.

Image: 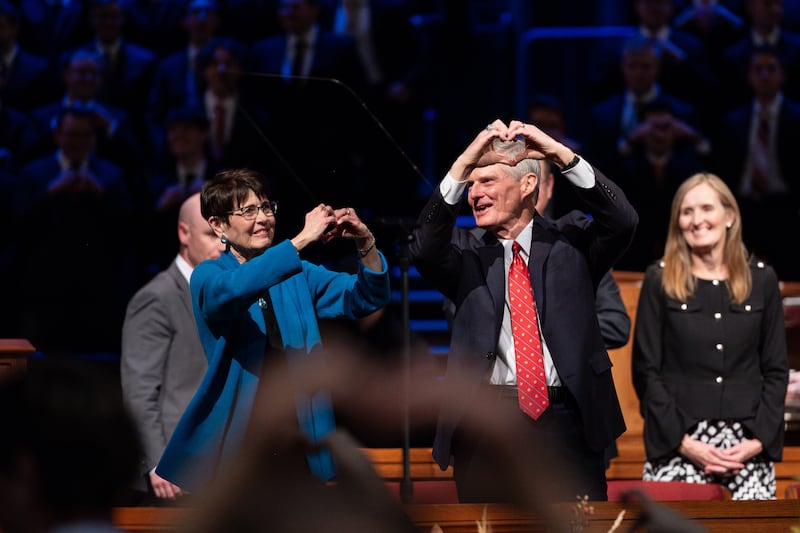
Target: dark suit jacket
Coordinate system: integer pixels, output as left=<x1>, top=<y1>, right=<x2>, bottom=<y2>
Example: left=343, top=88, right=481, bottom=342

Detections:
left=0, top=103, right=41, bottom=169
left=17, top=0, right=89, bottom=61
left=1, top=47, right=54, bottom=111
left=13, top=153, right=135, bottom=355
left=632, top=262, right=788, bottom=461
left=616, top=146, right=706, bottom=272
left=121, top=259, right=208, bottom=489
left=76, top=40, right=158, bottom=127
left=30, top=99, right=143, bottom=174
left=590, top=27, right=717, bottom=109
left=409, top=165, right=638, bottom=470
left=358, top=0, right=425, bottom=91
left=247, top=29, right=364, bottom=89
left=588, top=91, right=695, bottom=175
left=722, top=31, right=800, bottom=106
left=203, top=103, right=269, bottom=172
left=714, top=94, right=800, bottom=204
left=146, top=50, right=199, bottom=158
left=141, top=162, right=218, bottom=276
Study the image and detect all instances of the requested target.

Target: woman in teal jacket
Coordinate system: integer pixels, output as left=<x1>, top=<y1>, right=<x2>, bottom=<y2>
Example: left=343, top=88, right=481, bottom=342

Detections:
left=156, top=168, right=391, bottom=493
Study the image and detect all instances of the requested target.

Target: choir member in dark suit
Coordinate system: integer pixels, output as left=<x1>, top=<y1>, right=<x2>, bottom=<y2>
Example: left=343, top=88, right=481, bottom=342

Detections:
left=29, top=49, right=143, bottom=187
left=714, top=45, right=800, bottom=280
left=721, top=0, right=800, bottom=108
left=0, top=1, right=56, bottom=111
left=145, top=0, right=222, bottom=161
left=13, top=106, right=136, bottom=357
left=588, top=35, right=697, bottom=177
left=74, top=0, right=158, bottom=142
left=142, top=104, right=218, bottom=277
left=616, top=98, right=708, bottom=271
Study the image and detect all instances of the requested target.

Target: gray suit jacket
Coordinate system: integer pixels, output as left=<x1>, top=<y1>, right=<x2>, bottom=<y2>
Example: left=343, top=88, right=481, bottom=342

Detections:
left=121, top=259, right=207, bottom=488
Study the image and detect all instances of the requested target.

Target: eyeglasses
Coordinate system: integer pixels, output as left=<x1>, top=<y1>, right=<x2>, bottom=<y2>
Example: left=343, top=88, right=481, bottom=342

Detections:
left=227, top=201, right=278, bottom=220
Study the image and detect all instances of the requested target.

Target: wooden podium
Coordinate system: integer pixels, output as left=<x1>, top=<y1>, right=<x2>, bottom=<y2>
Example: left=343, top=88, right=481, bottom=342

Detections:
left=0, top=338, right=35, bottom=381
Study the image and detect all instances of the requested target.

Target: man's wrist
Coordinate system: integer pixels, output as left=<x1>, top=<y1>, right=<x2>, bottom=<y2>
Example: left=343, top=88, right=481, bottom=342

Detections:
left=558, top=153, right=581, bottom=172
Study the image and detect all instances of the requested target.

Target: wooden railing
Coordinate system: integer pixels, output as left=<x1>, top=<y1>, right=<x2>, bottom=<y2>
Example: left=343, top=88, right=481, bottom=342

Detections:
left=360, top=272, right=800, bottom=499
left=112, top=499, right=800, bottom=532
left=0, top=338, right=34, bottom=381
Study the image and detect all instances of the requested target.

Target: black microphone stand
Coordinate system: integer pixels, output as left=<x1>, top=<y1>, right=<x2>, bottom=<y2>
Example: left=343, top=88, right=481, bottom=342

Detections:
left=373, top=216, right=417, bottom=504
left=397, top=230, right=414, bottom=504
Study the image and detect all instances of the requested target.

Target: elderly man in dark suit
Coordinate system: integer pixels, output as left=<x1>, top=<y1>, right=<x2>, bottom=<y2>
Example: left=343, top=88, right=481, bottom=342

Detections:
left=121, top=192, right=224, bottom=503
left=409, top=119, right=638, bottom=503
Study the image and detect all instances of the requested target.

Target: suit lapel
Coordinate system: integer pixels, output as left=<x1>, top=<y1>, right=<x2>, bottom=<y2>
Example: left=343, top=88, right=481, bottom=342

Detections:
left=477, top=236, right=505, bottom=335
left=167, top=261, right=193, bottom=317
left=529, top=217, right=553, bottom=324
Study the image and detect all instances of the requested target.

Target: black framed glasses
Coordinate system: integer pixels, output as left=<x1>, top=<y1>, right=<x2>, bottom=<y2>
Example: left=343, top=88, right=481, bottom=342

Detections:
left=227, top=201, right=278, bottom=220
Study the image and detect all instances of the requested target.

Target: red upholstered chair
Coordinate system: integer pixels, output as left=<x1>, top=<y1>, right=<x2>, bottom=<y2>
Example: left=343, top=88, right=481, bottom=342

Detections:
left=607, top=480, right=731, bottom=501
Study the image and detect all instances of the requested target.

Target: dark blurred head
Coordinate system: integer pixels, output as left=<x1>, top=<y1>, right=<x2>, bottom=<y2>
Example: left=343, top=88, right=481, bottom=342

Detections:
left=747, top=45, right=785, bottom=98
left=0, top=358, right=141, bottom=531
left=60, top=49, right=103, bottom=101
left=52, top=106, right=99, bottom=162
left=527, top=93, right=566, bottom=136
left=196, top=37, right=246, bottom=96
left=634, top=0, right=675, bottom=31
left=620, top=35, right=662, bottom=95
left=89, top=0, right=125, bottom=45
left=639, top=97, right=678, bottom=155
left=0, top=0, right=19, bottom=52
left=166, top=104, right=210, bottom=158
left=182, top=0, right=221, bottom=46
left=278, top=0, right=321, bottom=35
left=167, top=104, right=211, bottom=131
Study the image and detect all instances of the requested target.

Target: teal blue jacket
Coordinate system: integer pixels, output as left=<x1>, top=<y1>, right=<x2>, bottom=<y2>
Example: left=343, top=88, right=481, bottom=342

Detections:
left=156, top=240, right=391, bottom=490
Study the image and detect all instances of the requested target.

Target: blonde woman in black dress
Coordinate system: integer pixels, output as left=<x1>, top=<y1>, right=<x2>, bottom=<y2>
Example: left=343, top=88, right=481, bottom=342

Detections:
left=632, top=172, right=789, bottom=500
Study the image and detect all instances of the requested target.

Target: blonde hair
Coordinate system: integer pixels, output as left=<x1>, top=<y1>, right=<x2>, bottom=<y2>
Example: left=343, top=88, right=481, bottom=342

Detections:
left=661, top=172, right=752, bottom=303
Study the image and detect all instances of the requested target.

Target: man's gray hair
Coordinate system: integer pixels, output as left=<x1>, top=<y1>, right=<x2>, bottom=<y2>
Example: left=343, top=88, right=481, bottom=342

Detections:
left=509, top=158, right=541, bottom=181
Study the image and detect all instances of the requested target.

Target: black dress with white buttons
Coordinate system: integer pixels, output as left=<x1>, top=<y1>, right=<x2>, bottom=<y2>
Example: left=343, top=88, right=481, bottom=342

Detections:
left=633, top=263, right=789, bottom=501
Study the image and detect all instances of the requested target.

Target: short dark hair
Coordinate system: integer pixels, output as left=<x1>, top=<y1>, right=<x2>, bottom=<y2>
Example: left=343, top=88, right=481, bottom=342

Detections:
left=59, top=48, right=102, bottom=73
left=166, top=104, right=210, bottom=129
left=196, top=36, right=247, bottom=70
left=201, top=168, right=273, bottom=220
left=748, top=44, right=783, bottom=67
left=528, top=93, right=564, bottom=115
left=184, top=0, right=220, bottom=14
left=51, top=105, right=99, bottom=132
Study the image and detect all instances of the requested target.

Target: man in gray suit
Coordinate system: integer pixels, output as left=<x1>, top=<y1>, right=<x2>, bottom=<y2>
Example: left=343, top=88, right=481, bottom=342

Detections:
left=121, top=192, right=223, bottom=502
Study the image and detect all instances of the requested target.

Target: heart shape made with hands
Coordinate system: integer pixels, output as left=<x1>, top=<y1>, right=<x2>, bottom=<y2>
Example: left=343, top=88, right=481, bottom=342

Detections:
left=492, top=137, right=526, bottom=159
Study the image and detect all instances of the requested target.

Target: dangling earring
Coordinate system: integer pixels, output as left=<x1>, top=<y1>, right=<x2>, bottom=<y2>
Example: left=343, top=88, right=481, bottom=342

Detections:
left=221, top=235, right=228, bottom=244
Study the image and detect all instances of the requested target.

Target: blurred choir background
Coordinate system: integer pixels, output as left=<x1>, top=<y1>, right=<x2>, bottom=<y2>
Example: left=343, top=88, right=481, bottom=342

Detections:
left=1, top=0, right=799, bottom=361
